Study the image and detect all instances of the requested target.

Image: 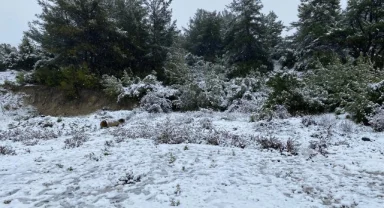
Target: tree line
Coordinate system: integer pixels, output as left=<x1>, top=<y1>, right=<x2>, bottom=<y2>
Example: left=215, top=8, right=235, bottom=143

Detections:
left=0, top=0, right=383, bottom=81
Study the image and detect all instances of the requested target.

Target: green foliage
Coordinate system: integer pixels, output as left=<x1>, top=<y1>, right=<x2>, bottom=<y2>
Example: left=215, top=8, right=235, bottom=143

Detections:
left=344, top=0, right=384, bottom=69
left=224, top=0, right=282, bottom=74
left=266, top=72, right=324, bottom=115
left=145, top=0, right=178, bottom=80
left=15, top=36, right=41, bottom=70
left=292, top=0, right=343, bottom=70
left=306, top=57, right=384, bottom=122
left=34, top=66, right=63, bottom=87
left=0, top=44, right=18, bottom=71
left=163, top=46, right=190, bottom=85
left=16, top=72, right=26, bottom=85
left=184, top=9, right=224, bottom=62
left=101, top=74, right=123, bottom=98
left=59, top=66, right=99, bottom=99
left=26, top=0, right=177, bottom=79
left=28, top=0, right=120, bottom=75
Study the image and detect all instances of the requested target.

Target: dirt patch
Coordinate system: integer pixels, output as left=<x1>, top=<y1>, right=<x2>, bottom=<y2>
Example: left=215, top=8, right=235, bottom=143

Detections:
left=15, top=85, right=138, bottom=116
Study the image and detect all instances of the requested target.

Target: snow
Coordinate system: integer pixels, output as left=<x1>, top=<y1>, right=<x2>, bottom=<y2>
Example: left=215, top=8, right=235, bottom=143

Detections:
left=0, top=70, right=17, bottom=85
left=0, top=85, right=384, bottom=207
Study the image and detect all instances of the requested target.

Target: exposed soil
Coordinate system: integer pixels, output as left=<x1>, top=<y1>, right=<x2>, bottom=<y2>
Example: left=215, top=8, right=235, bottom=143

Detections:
left=14, top=85, right=138, bottom=116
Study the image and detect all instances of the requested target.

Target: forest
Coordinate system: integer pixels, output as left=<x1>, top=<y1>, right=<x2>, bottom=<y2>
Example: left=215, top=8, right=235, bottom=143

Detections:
left=0, top=0, right=383, bottom=129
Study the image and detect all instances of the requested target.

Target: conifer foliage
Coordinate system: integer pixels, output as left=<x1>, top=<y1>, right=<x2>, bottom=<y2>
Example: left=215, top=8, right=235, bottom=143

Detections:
left=292, top=0, right=342, bottom=70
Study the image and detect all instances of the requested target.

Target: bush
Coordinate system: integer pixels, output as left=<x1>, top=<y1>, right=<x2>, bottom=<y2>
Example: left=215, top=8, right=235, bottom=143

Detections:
left=0, top=145, right=16, bottom=156
left=140, top=91, right=172, bottom=113
left=255, top=136, right=299, bottom=155
left=64, top=132, right=89, bottom=149
left=306, top=58, right=384, bottom=123
left=59, top=65, right=99, bottom=98
left=266, top=72, right=324, bottom=115
left=33, top=65, right=62, bottom=87
left=101, top=74, right=123, bottom=97
left=368, top=107, right=384, bottom=132
left=118, top=171, right=141, bottom=185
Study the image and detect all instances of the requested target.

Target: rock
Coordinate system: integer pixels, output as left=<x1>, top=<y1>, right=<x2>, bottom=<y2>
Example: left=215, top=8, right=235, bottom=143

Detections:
left=362, top=137, right=371, bottom=142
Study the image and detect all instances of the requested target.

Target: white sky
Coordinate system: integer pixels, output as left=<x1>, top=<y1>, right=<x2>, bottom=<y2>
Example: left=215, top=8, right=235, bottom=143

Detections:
left=0, top=0, right=347, bottom=47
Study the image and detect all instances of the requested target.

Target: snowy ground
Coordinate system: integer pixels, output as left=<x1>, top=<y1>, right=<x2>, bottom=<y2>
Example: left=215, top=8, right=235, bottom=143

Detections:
left=1, top=73, right=384, bottom=207
left=0, top=70, right=17, bottom=85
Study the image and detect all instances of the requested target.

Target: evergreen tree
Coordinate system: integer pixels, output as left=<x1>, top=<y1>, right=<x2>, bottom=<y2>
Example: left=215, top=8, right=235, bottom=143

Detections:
left=27, top=0, right=122, bottom=75
left=17, top=35, right=41, bottom=70
left=164, top=34, right=190, bottom=85
left=225, top=0, right=273, bottom=76
left=292, top=0, right=342, bottom=70
left=0, top=44, right=17, bottom=71
left=109, top=0, right=150, bottom=75
left=184, top=9, right=224, bottom=62
left=344, top=0, right=384, bottom=69
left=145, top=0, right=178, bottom=80
left=263, top=11, right=284, bottom=54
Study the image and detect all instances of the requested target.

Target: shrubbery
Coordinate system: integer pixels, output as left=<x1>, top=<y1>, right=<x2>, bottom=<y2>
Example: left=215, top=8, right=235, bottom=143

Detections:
left=306, top=58, right=384, bottom=123
left=101, top=72, right=180, bottom=113
left=265, top=58, right=384, bottom=124
left=265, top=72, right=324, bottom=115
left=100, top=56, right=268, bottom=114
left=29, top=64, right=100, bottom=98
left=368, top=107, right=384, bottom=132
left=59, top=66, right=99, bottom=98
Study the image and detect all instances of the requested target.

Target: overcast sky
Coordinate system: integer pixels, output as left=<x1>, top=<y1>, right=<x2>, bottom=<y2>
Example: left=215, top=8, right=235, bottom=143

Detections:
left=0, top=0, right=347, bottom=47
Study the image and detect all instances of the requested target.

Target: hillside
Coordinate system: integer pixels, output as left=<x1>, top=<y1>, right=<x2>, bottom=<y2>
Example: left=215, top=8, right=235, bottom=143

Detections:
left=1, top=71, right=383, bottom=208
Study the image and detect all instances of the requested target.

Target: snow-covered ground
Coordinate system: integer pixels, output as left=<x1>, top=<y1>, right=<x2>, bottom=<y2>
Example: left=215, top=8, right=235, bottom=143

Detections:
left=0, top=70, right=17, bottom=85
left=1, top=74, right=383, bottom=207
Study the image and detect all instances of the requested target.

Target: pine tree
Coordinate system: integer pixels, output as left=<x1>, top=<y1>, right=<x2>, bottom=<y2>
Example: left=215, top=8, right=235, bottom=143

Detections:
left=17, top=35, right=41, bottom=70
left=27, top=0, right=122, bottom=75
left=292, top=0, right=342, bottom=70
left=184, top=9, right=224, bottom=62
left=145, top=0, right=178, bottom=80
left=263, top=12, right=284, bottom=54
left=0, top=44, right=18, bottom=71
left=0, top=44, right=17, bottom=71
left=344, top=0, right=384, bottom=69
left=225, top=0, right=273, bottom=76
left=109, top=0, right=150, bottom=75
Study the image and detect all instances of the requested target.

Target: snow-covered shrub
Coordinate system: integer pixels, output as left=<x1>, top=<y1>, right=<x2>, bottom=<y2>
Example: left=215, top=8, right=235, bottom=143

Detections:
left=220, top=131, right=247, bottom=149
left=308, top=140, right=328, bottom=157
left=225, top=76, right=267, bottom=113
left=116, top=74, right=180, bottom=113
left=118, top=171, right=141, bottom=185
left=64, top=132, right=89, bottom=149
left=0, top=128, right=58, bottom=143
left=266, top=72, right=325, bottom=115
left=301, top=116, right=317, bottom=127
left=368, top=80, right=384, bottom=106
left=256, top=136, right=299, bottom=155
left=271, top=105, right=291, bottom=119
left=0, top=145, right=16, bottom=156
left=306, top=58, right=384, bottom=122
left=0, top=44, right=18, bottom=71
left=111, top=121, right=156, bottom=140
left=368, top=107, right=384, bottom=132
left=339, top=120, right=355, bottom=134
left=155, top=118, right=189, bottom=144
left=0, top=39, right=44, bottom=71
left=140, top=91, right=172, bottom=113
left=178, top=62, right=267, bottom=113
left=101, top=74, right=123, bottom=97
left=200, top=118, right=213, bottom=130
left=164, top=47, right=191, bottom=85
left=256, top=136, right=282, bottom=151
